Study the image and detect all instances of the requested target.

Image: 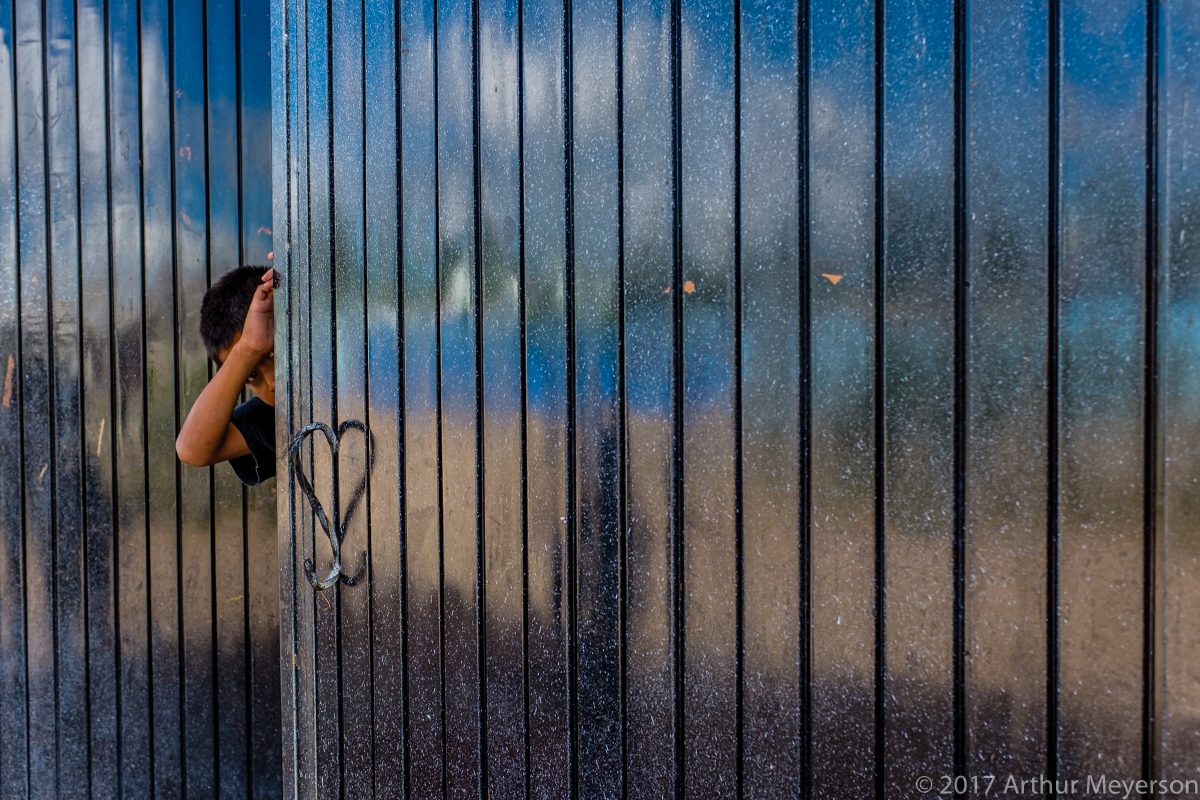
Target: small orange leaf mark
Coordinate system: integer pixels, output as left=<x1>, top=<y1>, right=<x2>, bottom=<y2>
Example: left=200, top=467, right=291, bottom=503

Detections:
left=663, top=286, right=671, bottom=294
left=683, top=280, right=695, bottom=295
left=821, top=273, right=843, bottom=285
left=2, top=355, right=13, bottom=408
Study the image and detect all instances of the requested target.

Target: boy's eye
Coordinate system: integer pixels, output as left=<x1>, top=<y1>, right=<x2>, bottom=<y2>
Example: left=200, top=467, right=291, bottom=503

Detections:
left=247, top=371, right=258, bottom=384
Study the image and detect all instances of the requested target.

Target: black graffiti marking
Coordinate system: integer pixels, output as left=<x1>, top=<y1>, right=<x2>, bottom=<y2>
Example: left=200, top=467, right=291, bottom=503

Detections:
left=288, top=420, right=374, bottom=591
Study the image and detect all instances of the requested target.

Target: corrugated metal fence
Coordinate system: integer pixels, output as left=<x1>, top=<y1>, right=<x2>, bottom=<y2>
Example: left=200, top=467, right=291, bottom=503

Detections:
left=274, top=0, right=1199, bottom=797
left=0, top=0, right=280, bottom=796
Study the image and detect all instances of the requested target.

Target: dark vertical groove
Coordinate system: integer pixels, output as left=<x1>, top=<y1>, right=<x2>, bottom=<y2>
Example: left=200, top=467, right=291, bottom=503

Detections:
left=669, top=0, right=684, bottom=791
left=36, top=0, right=62, bottom=791
left=12, top=7, right=30, bottom=779
left=797, top=0, right=812, bottom=797
left=517, top=0, right=532, bottom=795
left=233, top=0, right=256, bottom=787
left=134, top=0, right=156, bottom=784
left=431, top=0, right=449, bottom=793
left=283, top=0, right=300, bottom=783
left=615, top=0, right=628, bottom=795
left=303, top=0, right=320, bottom=782
left=561, top=0, right=578, bottom=794
left=201, top=0, right=218, bottom=786
left=101, top=0, right=123, bottom=789
left=358, top=0, right=377, bottom=789
left=394, top=0, right=412, bottom=792
left=355, top=0, right=374, bottom=786
left=872, top=0, right=886, bottom=796
left=1140, top=0, right=1161, bottom=787
left=165, top=0, right=188, bottom=786
left=470, top=0, right=488, bottom=791
left=1046, top=0, right=1061, bottom=790
left=952, top=0, right=968, bottom=782
left=322, top=0, right=343, bottom=793
left=11, top=0, right=29, bottom=785
left=70, top=0, right=95, bottom=791
left=732, top=0, right=744, bottom=793
left=202, top=0, right=219, bottom=786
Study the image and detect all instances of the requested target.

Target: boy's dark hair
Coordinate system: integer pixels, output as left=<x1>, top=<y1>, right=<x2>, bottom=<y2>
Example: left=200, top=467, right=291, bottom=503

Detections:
left=200, top=265, right=268, bottom=360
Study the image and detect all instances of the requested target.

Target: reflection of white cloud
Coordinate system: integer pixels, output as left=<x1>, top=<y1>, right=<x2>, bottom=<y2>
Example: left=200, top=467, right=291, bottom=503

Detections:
left=570, top=9, right=617, bottom=134
left=446, top=259, right=471, bottom=314
left=479, top=18, right=519, bottom=143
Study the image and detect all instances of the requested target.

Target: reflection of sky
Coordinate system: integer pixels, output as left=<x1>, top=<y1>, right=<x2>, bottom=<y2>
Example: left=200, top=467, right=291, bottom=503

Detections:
left=284, top=0, right=1199, bottom=421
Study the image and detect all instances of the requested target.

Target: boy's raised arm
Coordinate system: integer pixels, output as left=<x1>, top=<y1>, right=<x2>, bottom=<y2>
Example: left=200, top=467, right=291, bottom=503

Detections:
left=175, top=269, right=276, bottom=466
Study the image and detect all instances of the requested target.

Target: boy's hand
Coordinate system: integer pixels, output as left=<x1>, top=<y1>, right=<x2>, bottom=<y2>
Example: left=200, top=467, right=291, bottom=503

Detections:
left=237, top=268, right=277, bottom=357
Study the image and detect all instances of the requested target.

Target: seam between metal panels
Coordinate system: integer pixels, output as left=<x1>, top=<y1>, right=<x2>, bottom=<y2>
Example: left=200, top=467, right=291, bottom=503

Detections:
left=202, top=0, right=219, bottom=786
left=317, top=1, right=347, bottom=793
left=471, top=0, right=487, bottom=790
left=69, top=0, right=96, bottom=791
left=562, top=0, right=578, bottom=794
left=431, top=0, right=449, bottom=793
left=872, top=0, right=886, bottom=795
left=797, top=0, right=812, bottom=795
left=732, top=0, right=744, bottom=793
left=37, top=0, right=64, bottom=792
left=302, top=0, right=320, bottom=790
left=101, top=0, right=123, bottom=790
left=11, top=0, right=30, bottom=787
left=323, top=0, right=344, bottom=791
left=1046, top=0, right=1061, bottom=788
left=281, top=0, right=300, bottom=787
left=1141, top=0, right=1162, bottom=787
left=615, top=0, right=628, bottom=796
left=516, top=0, right=531, bottom=794
left=952, top=0, right=968, bottom=782
left=393, top=0, right=412, bottom=792
left=166, top=0, right=189, bottom=791
left=233, top=0, right=257, bottom=789
left=135, top=0, right=157, bottom=786
left=356, top=0, right=378, bottom=788
left=670, top=0, right=684, bottom=792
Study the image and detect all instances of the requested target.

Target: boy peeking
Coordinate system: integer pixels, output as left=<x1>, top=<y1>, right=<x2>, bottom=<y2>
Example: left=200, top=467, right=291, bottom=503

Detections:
left=176, top=265, right=278, bottom=486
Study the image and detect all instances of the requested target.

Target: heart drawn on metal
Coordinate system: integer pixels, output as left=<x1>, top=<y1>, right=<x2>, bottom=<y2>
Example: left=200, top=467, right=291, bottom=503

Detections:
left=288, top=420, right=373, bottom=591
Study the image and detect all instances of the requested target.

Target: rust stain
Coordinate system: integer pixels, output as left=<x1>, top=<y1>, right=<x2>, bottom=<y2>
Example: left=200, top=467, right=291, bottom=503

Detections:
left=2, top=355, right=13, bottom=407
left=821, top=273, right=844, bottom=285
left=683, top=280, right=695, bottom=295
left=663, top=286, right=671, bottom=295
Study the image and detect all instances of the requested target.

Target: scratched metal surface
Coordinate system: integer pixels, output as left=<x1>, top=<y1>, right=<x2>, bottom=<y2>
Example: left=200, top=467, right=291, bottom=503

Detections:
left=0, top=0, right=280, bottom=796
left=271, top=0, right=1200, bottom=798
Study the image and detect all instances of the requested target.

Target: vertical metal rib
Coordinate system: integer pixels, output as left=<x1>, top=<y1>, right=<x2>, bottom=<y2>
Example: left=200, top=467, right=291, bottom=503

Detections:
left=952, top=0, right=968, bottom=781
left=1046, top=0, right=1061, bottom=786
left=872, top=0, right=887, bottom=796
left=1141, top=0, right=1162, bottom=787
